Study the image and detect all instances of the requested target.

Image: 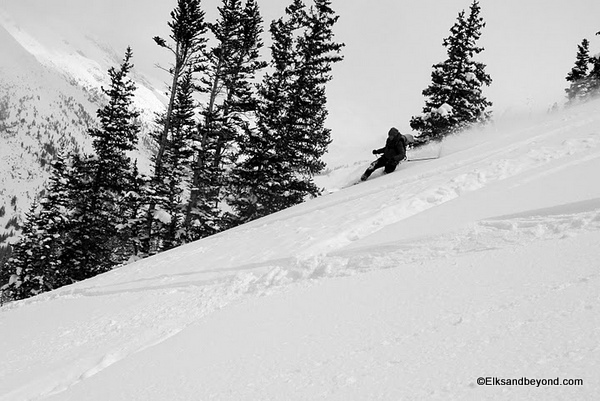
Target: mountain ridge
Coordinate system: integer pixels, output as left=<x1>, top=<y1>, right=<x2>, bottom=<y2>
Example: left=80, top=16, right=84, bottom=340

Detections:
left=0, top=8, right=165, bottom=248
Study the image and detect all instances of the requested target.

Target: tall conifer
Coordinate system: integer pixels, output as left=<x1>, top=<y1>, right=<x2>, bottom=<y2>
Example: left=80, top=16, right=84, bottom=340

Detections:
left=565, top=38, right=591, bottom=102
left=1, top=49, right=142, bottom=301
left=0, top=156, right=74, bottom=300
left=150, top=69, right=197, bottom=250
left=229, top=0, right=343, bottom=223
left=145, top=0, right=208, bottom=254
left=587, top=54, right=600, bottom=96
left=410, top=0, right=492, bottom=141
left=151, top=0, right=208, bottom=179
left=185, top=0, right=267, bottom=234
left=65, top=48, right=141, bottom=274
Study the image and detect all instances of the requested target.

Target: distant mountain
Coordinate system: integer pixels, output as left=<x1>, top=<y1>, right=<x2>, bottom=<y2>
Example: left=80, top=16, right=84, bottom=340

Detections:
left=0, top=6, right=166, bottom=250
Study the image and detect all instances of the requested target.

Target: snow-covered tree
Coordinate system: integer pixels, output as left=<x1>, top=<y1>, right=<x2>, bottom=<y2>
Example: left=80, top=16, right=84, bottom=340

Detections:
left=64, top=48, right=142, bottom=275
left=565, top=31, right=600, bottom=103
left=587, top=54, right=600, bottom=96
left=410, top=0, right=492, bottom=141
left=0, top=49, right=143, bottom=301
left=118, top=161, right=148, bottom=259
left=565, top=38, right=591, bottom=102
left=0, top=156, right=73, bottom=300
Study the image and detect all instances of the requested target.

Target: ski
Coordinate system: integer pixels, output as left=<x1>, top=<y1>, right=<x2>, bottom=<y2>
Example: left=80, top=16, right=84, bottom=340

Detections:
left=406, top=156, right=440, bottom=162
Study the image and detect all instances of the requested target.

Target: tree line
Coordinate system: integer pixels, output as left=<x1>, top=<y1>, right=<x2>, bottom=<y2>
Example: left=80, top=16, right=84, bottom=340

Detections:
left=0, top=0, right=343, bottom=302
left=2, top=0, right=595, bottom=303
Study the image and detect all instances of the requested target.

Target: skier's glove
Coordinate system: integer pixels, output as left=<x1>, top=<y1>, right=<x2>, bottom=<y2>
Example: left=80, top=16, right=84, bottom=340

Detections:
left=372, top=149, right=378, bottom=155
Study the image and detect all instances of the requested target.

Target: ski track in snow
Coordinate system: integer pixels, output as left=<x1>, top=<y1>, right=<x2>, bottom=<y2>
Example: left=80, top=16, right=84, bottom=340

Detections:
left=300, top=118, right=600, bottom=256
left=3, top=200, right=600, bottom=400
left=13, top=197, right=600, bottom=401
left=1, top=109, right=600, bottom=400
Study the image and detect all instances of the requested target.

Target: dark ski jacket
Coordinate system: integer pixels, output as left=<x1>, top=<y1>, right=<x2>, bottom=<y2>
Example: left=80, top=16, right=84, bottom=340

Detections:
left=374, top=128, right=407, bottom=164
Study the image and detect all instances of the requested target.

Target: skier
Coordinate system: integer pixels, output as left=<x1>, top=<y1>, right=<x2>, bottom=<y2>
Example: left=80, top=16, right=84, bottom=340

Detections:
left=360, top=127, right=414, bottom=181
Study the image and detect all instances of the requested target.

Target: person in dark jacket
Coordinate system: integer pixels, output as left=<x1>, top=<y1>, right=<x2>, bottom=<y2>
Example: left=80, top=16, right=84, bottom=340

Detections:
left=360, top=127, right=414, bottom=181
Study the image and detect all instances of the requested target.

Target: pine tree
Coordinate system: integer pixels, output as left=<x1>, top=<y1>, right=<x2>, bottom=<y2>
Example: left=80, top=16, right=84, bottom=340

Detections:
left=228, top=0, right=343, bottom=223
left=587, top=54, right=600, bottom=97
left=148, top=69, right=197, bottom=251
left=65, top=48, right=141, bottom=274
left=152, top=0, right=208, bottom=178
left=410, top=0, right=492, bottom=141
left=145, top=0, right=208, bottom=254
left=118, top=161, right=148, bottom=260
left=565, top=38, right=591, bottom=102
left=1, top=156, right=74, bottom=300
left=184, top=0, right=267, bottom=235
left=291, top=0, right=344, bottom=176
left=586, top=29, right=599, bottom=95
left=227, top=5, right=298, bottom=223
left=1, top=50, right=142, bottom=300
left=1, top=207, right=48, bottom=301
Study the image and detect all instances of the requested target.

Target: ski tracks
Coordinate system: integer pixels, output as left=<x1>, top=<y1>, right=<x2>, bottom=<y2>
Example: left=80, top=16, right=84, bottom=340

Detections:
left=31, top=196, right=599, bottom=400
left=3, top=117, right=600, bottom=400
left=306, top=123, right=600, bottom=257
left=5, top=209, right=600, bottom=401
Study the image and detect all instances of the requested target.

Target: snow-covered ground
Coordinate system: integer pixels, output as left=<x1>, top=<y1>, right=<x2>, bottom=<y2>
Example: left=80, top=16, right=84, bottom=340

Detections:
left=1, top=100, right=600, bottom=400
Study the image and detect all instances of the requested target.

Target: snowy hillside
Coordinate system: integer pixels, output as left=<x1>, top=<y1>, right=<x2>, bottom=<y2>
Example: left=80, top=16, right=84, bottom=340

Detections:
left=1, top=99, right=599, bottom=400
left=0, top=6, right=164, bottom=244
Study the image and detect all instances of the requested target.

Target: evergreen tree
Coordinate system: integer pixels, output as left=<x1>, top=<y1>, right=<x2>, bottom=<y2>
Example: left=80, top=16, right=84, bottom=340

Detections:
left=586, top=29, right=599, bottom=94
left=66, top=48, right=141, bottom=274
left=227, top=5, right=298, bottom=223
left=587, top=54, right=600, bottom=96
left=565, top=38, right=591, bottom=101
left=0, top=156, right=74, bottom=300
left=152, top=0, right=208, bottom=178
left=291, top=0, right=344, bottom=176
left=92, top=47, right=140, bottom=165
left=1, top=207, right=48, bottom=301
left=410, top=0, right=492, bottom=141
left=185, top=0, right=267, bottom=235
left=145, top=0, right=208, bottom=254
left=228, top=0, right=343, bottom=223
left=118, top=161, right=148, bottom=260
left=1, top=49, right=142, bottom=300
left=148, top=69, right=197, bottom=251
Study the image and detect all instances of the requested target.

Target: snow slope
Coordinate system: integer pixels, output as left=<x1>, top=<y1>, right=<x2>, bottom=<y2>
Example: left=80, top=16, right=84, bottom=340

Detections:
left=1, top=100, right=600, bottom=400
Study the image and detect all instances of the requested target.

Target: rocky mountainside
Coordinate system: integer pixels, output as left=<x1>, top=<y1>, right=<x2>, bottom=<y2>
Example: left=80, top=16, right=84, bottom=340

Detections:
left=0, top=7, right=165, bottom=251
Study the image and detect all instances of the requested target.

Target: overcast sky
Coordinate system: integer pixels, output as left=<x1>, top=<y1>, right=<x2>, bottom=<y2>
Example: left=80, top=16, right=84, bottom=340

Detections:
left=3, top=0, right=600, bottom=161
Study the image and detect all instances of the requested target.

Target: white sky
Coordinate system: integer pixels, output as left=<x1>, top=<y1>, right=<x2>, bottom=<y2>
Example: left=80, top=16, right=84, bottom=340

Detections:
left=3, top=0, right=600, bottom=160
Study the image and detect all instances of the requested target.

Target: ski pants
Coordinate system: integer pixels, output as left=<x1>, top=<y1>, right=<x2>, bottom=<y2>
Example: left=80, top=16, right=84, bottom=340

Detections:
left=362, top=157, right=398, bottom=179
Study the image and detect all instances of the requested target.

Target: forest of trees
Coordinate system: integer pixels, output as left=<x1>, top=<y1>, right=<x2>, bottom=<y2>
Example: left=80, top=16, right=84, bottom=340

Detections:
left=0, top=0, right=344, bottom=302
left=1, top=0, right=596, bottom=304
